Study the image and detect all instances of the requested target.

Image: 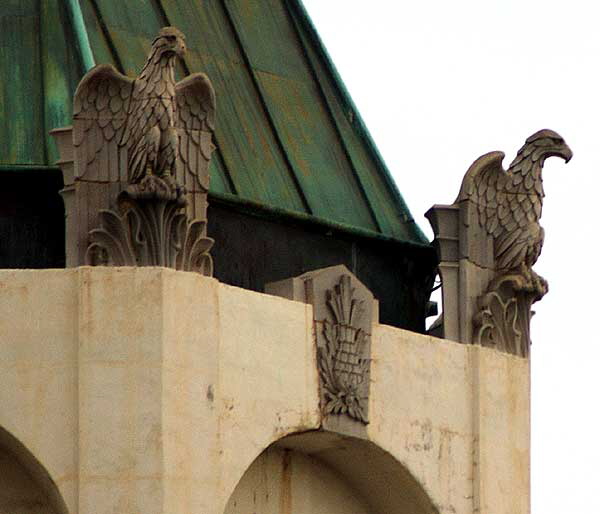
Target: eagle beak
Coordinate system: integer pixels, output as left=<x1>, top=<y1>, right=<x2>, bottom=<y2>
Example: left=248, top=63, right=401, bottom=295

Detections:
left=175, top=41, right=186, bottom=57
left=562, top=145, right=573, bottom=163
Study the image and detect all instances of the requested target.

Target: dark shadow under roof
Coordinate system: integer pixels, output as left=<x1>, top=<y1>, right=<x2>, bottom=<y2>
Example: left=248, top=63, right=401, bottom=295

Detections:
left=0, top=0, right=428, bottom=245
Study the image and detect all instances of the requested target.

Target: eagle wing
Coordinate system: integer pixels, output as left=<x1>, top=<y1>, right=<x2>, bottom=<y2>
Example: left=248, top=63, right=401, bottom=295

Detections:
left=175, top=73, right=216, bottom=192
left=457, top=148, right=545, bottom=271
left=493, top=143, right=546, bottom=270
left=456, top=151, right=509, bottom=237
left=73, top=64, right=133, bottom=182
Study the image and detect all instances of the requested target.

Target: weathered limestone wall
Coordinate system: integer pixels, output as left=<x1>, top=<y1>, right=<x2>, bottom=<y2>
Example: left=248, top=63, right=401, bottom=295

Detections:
left=370, top=325, right=530, bottom=514
left=0, top=270, right=78, bottom=511
left=0, top=268, right=529, bottom=514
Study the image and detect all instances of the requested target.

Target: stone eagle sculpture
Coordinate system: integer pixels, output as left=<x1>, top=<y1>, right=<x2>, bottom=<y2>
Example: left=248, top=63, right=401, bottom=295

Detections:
left=456, top=129, right=572, bottom=295
left=73, top=26, right=215, bottom=192
left=67, top=27, right=216, bottom=274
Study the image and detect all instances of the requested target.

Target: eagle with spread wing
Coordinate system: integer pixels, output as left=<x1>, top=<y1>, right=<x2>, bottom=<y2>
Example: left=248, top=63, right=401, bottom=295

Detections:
left=73, top=27, right=215, bottom=191
left=456, top=129, right=572, bottom=291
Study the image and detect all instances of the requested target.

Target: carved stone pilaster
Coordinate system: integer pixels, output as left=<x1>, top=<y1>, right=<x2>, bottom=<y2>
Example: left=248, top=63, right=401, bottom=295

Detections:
left=266, top=265, right=377, bottom=436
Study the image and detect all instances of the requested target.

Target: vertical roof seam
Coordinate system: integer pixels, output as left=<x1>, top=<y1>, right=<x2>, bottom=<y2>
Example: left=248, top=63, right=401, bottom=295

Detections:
left=220, top=0, right=314, bottom=215
left=85, top=0, right=125, bottom=74
left=284, top=0, right=383, bottom=234
left=290, top=0, right=428, bottom=243
left=151, top=0, right=238, bottom=194
left=64, top=0, right=96, bottom=71
left=0, top=0, right=429, bottom=245
left=37, top=1, right=49, bottom=165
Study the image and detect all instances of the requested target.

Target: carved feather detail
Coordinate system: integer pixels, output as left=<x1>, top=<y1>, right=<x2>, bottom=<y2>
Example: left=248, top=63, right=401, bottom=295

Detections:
left=457, top=129, right=571, bottom=273
left=73, top=64, right=132, bottom=180
left=73, top=27, right=216, bottom=190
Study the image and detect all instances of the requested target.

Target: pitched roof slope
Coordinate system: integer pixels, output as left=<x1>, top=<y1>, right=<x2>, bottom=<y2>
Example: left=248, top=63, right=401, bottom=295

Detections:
left=0, top=0, right=427, bottom=244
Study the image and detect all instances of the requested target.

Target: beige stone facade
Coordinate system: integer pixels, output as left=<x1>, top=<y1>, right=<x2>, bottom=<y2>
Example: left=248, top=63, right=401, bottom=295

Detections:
left=0, top=268, right=529, bottom=514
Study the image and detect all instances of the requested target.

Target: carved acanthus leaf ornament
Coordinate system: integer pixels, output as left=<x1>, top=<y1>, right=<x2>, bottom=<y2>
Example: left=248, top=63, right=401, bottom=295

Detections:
left=86, top=176, right=213, bottom=274
left=473, top=273, right=542, bottom=357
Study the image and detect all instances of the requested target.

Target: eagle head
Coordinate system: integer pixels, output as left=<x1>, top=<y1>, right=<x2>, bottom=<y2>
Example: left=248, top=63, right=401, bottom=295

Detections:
left=525, top=129, right=573, bottom=164
left=153, top=27, right=186, bottom=58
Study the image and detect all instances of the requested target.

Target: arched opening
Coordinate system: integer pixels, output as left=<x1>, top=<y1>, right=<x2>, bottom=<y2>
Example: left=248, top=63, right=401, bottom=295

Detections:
left=224, top=431, right=438, bottom=514
left=0, top=426, right=69, bottom=514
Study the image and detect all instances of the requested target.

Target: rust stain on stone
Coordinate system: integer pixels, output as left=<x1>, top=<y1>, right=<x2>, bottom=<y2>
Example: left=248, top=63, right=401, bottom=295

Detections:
left=279, top=449, right=292, bottom=514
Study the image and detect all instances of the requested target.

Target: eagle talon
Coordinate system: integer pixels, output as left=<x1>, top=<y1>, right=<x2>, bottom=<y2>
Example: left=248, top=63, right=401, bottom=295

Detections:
left=532, top=273, right=548, bottom=299
left=159, top=172, right=176, bottom=192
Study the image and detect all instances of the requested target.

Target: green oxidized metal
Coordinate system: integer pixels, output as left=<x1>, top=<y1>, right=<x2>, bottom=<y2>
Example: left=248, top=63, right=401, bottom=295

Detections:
left=0, top=0, right=428, bottom=246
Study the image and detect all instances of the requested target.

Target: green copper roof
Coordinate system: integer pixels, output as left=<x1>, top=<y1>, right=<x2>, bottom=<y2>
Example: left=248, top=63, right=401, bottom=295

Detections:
left=1, top=0, right=428, bottom=245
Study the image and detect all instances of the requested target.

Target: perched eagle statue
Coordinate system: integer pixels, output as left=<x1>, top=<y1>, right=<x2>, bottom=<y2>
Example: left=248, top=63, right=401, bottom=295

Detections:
left=73, top=26, right=215, bottom=193
left=456, top=129, right=572, bottom=295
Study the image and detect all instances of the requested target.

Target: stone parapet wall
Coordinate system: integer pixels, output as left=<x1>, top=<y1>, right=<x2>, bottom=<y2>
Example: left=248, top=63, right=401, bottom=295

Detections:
left=0, top=268, right=529, bottom=514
